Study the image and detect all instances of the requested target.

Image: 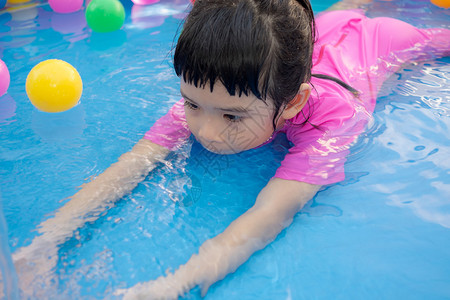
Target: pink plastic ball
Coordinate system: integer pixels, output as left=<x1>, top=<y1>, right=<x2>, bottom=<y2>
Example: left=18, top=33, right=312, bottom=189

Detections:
left=0, top=59, right=10, bottom=97
left=48, top=0, right=84, bottom=14
left=131, top=0, right=160, bottom=5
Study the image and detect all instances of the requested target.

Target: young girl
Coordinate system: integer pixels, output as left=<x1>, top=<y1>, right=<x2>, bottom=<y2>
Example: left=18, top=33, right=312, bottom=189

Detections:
left=12, top=0, right=449, bottom=298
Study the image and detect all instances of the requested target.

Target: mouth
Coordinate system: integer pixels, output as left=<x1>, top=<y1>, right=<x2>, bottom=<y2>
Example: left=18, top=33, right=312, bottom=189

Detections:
left=199, top=141, right=239, bottom=155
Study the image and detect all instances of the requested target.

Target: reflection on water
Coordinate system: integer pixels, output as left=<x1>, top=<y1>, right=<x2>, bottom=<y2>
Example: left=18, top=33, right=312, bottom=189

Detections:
left=0, top=94, right=16, bottom=125
left=86, top=30, right=127, bottom=51
left=51, top=10, right=87, bottom=35
left=368, top=58, right=450, bottom=229
left=408, top=61, right=449, bottom=116
left=128, top=0, right=189, bottom=30
left=31, top=104, right=86, bottom=142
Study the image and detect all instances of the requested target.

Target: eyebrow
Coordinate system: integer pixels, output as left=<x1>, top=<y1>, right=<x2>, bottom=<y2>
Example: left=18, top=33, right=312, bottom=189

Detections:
left=180, top=90, right=250, bottom=114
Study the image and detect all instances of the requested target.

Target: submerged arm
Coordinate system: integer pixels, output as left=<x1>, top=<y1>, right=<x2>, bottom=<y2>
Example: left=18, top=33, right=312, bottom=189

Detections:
left=120, top=178, right=320, bottom=299
left=13, top=139, right=169, bottom=267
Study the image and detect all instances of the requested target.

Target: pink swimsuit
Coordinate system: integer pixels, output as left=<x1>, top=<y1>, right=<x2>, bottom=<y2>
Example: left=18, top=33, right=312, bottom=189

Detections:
left=144, top=10, right=450, bottom=185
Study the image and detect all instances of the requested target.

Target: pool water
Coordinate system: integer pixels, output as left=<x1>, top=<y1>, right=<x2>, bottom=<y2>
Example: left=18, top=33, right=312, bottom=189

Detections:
left=1, top=0, right=450, bottom=299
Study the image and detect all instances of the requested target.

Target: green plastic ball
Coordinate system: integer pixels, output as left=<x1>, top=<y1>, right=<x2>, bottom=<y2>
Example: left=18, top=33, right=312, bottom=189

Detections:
left=85, top=0, right=125, bottom=33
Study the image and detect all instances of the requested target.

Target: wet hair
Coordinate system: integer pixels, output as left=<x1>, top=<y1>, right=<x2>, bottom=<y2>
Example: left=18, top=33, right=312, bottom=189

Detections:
left=174, top=0, right=357, bottom=129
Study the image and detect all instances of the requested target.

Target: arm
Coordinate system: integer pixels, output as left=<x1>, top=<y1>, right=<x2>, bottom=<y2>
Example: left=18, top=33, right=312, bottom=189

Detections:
left=34, top=139, right=168, bottom=246
left=119, top=178, right=320, bottom=299
left=13, top=139, right=170, bottom=288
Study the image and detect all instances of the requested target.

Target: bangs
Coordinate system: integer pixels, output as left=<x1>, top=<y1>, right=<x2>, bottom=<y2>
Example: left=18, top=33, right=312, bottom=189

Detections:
left=173, top=1, right=275, bottom=101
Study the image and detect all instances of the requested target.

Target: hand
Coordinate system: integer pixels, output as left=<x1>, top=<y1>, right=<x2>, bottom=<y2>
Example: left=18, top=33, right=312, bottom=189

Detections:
left=115, top=273, right=188, bottom=300
left=115, top=251, right=223, bottom=300
left=12, top=240, right=59, bottom=298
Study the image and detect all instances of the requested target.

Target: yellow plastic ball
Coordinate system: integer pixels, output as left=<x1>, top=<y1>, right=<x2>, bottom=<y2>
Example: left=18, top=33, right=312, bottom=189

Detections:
left=7, top=0, right=31, bottom=4
left=431, top=0, right=450, bottom=8
left=26, top=59, right=83, bottom=113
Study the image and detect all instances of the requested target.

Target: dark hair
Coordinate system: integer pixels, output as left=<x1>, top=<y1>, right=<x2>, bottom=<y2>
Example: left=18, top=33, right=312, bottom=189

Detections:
left=174, top=0, right=356, bottom=129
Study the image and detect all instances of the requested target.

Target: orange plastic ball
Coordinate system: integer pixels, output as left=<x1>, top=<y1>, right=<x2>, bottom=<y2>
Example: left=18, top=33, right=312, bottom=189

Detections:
left=430, top=0, right=450, bottom=8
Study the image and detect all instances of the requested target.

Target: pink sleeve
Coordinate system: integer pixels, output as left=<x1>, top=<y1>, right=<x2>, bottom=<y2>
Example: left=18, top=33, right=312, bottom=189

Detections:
left=274, top=129, right=353, bottom=185
left=143, top=99, right=191, bottom=151
left=274, top=75, right=373, bottom=186
left=274, top=95, right=369, bottom=186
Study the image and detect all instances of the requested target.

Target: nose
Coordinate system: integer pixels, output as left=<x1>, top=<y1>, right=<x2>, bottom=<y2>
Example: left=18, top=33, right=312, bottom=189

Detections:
left=197, top=117, right=223, bottom=144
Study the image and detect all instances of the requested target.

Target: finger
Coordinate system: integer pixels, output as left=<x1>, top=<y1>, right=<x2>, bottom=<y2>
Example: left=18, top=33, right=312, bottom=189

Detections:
left=200, top=281, right=212, bottom=298
left=113, top=288, right=126, bottom=296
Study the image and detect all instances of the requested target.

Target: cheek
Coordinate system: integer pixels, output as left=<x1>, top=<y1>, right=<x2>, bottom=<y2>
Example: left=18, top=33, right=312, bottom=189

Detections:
left=184, top=108, right=198, bottom=132
left=247, top=112, right=275, bottom=135
left=247, top=115, right=276, bottom=144
left=250, top=104, right=277, bottom=130
left=226, top=119, right=273, bottom=149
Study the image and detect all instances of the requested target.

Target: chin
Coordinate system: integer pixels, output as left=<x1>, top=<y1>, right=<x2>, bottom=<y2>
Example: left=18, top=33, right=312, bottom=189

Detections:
left=200, top=143, right=244, bottom=155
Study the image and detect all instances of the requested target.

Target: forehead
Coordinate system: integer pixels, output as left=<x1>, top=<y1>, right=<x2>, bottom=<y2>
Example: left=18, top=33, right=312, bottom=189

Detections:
left=180, top=79, right=272, bottom=112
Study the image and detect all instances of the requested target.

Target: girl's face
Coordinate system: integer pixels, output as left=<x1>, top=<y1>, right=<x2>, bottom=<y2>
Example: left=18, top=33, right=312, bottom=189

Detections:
left=181, top=79, right=281, bottom=154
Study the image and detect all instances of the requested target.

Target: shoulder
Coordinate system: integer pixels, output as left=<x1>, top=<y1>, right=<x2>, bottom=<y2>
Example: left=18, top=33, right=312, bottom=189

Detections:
left=288, top=77, right=359, bottom=130
left=143, top=99, right=191, bottom=151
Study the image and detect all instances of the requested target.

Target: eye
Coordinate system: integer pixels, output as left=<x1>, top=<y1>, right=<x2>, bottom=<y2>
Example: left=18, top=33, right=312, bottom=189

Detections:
left=184, top=101, right=199, bottom=110
left=223, top=114, right=243, bottom=122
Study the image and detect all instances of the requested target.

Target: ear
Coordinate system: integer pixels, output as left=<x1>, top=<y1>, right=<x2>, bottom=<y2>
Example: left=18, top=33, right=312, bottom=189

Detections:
left=281, top=83, right=311, bottom=120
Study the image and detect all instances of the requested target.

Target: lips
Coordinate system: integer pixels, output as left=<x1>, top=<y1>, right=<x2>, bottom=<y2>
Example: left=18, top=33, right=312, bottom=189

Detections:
left=198, top=140, right=237, bottom=155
